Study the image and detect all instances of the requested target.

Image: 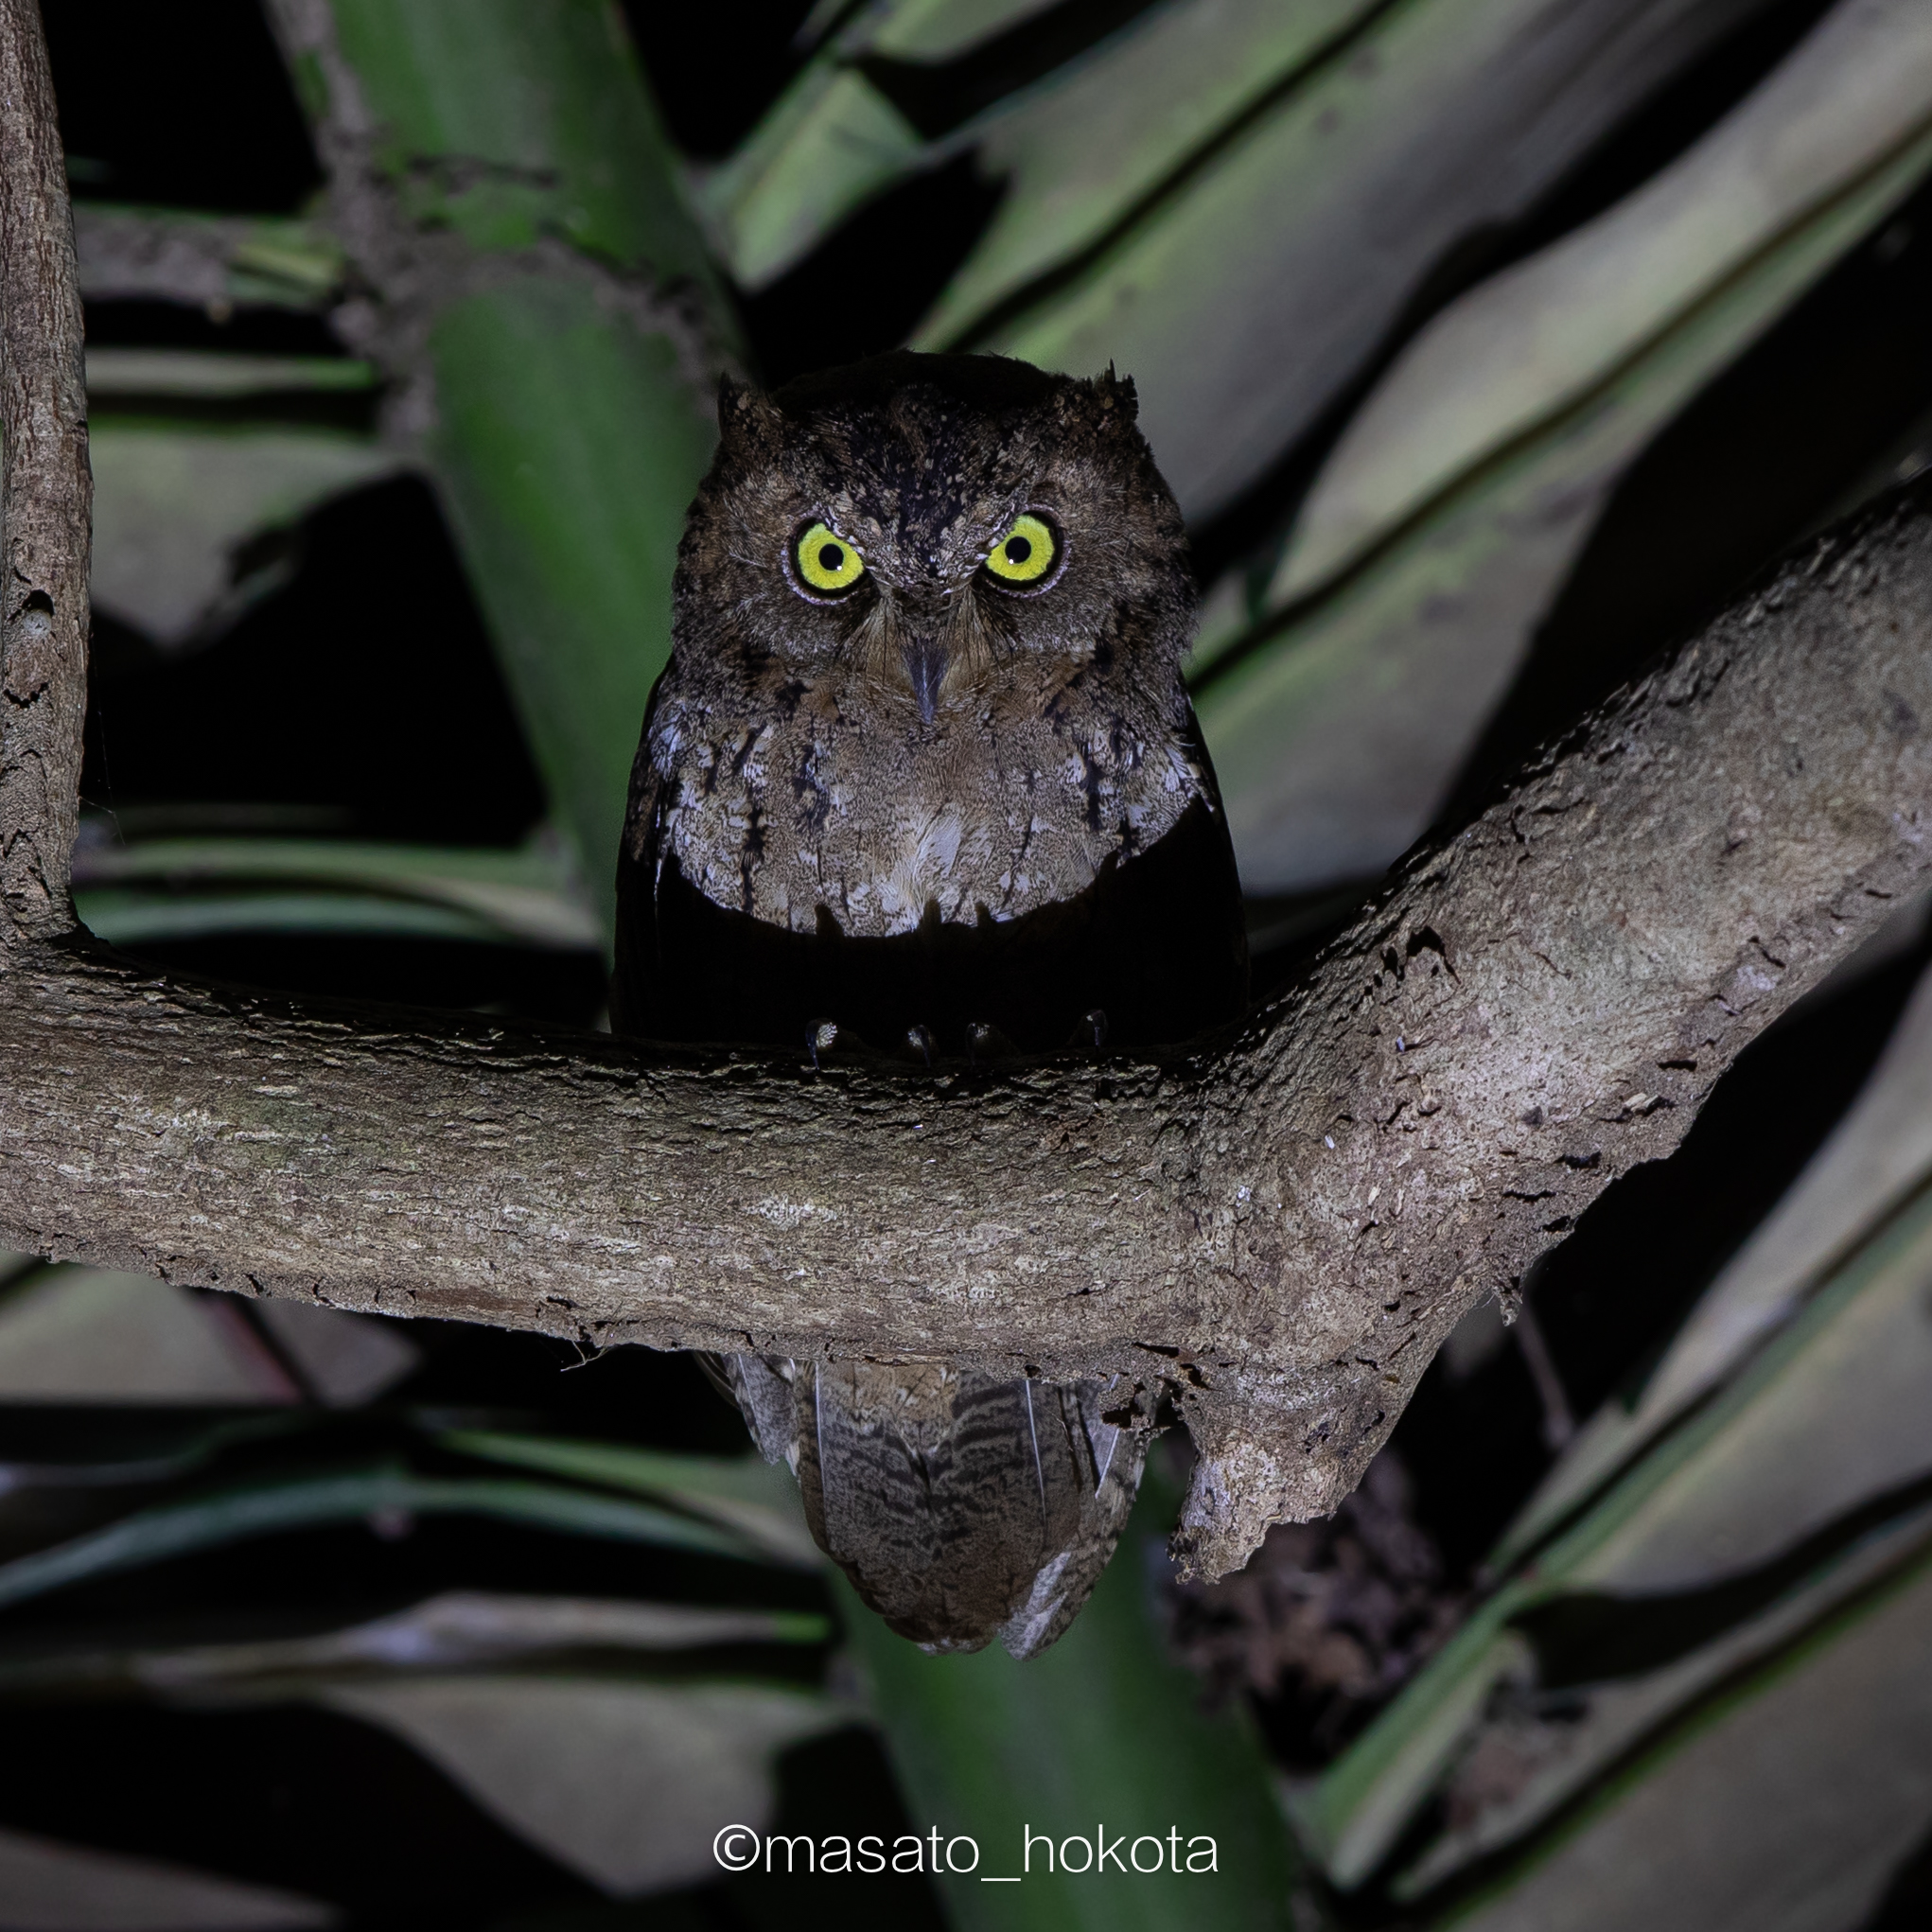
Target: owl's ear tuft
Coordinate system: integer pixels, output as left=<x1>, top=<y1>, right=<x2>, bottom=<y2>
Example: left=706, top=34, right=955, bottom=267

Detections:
left=1091, top=364, right=1139, bottom=426
left=715, top=373, right=784, bottom=446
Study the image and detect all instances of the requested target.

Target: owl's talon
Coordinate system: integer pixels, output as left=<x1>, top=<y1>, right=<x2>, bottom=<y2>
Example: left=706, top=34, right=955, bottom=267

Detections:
left=966, top=1021, right=1016, bottom=1064
left=904, top=1024, right=936, bottom=1067
left=1072, top=1008, right=1109, bottom=1051
left=806, top=1018, right=840, bottom=1069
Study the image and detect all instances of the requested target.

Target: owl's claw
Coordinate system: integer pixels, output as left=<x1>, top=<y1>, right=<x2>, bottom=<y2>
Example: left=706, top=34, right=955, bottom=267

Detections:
left=904, top=1024, right=936, bottom=1067
left=1072, top=1008, right=1110, bottom=1051
left=965, top=1021, right=1016, bottom=1064
left=806, top=1018, right=840, bottom=1069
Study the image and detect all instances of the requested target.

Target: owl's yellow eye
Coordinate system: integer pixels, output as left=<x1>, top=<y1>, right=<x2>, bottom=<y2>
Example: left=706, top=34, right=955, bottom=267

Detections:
left=794, top=520, right=866, bottom=595
left=983, top=511, right=1059, bottom=587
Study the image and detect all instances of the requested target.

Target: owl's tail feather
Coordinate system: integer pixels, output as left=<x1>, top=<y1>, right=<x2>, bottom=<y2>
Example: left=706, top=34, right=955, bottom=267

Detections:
left=722, top=1354, right=1148, bottom=1659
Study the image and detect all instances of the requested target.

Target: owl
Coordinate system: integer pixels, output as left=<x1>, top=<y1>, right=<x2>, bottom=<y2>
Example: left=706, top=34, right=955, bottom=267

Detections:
left=613, top=352, right=1247, bottom=1657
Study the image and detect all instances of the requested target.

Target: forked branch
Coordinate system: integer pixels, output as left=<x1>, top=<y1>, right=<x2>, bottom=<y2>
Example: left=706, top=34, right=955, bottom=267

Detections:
left=2, top=0, right=1927, bottom=1575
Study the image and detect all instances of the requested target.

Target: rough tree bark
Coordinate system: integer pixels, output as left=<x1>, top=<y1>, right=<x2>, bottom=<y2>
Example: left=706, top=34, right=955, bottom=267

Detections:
left=3, top=0, right=1928, bottom=1576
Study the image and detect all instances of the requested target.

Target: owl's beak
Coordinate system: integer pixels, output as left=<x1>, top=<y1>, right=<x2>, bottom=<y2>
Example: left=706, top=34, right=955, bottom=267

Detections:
left=902, top=631, right=947, bottom=726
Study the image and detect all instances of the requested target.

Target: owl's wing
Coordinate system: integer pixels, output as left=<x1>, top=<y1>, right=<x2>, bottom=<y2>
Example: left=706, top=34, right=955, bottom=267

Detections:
left=724, top=1354, right=1148, bottom=1658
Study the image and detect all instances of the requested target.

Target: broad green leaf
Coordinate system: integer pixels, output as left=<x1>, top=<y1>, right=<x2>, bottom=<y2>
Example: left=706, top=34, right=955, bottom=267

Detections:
left=75, top=203, right=346, bottom=311
left=0, top=1825, right=335, bottom=1931
left=422, top=282, right=716, bottom=931
left=689, top=64, right=922, bottom=291
left=1194, top=115, right=1932, bottom=894
left=0, top=1466, right=770, bottom=1611
left=849, top=1466, right=1304, bottom=1932
left=443, top=1429, right=822, bottom=1568
left=1445, top=1542, right=1932, bottom=1932
left=1273, top=0, right=1932, bottom=598
left=90, top=417, right=404, bottom=646
left=293, top=0, right=734, bottom=932
left=1394, top=1503, right=1932, bottom=1901
left=696, top=0, right=1376, bottom=298
left=850, top=0, right=1066, bottom=59
left=912, top=0, right=1380, bottom=345
left=318, top=1677, right=843, bottom=1896
left=1302, top=1129, right=1932, bottom=1887
left=72, top=830, right=603, bottom=952
left=973, top=0, right=1779, bottom=520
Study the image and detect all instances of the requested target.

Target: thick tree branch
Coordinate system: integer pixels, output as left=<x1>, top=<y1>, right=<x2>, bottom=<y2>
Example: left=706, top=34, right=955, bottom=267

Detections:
left=2, top=0, right=1928, bottom=1576
left=0, top=0, right=86, bottom=947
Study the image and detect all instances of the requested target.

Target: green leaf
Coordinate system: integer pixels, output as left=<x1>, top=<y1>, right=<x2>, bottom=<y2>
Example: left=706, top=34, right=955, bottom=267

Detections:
left=911, top=0, right=1382, bottom=345
left=691, top=62, right=922, bottom=292
left=1272, top=0, right=1932, bottom=599
left=442, top=1430, right=823, bottom=1569
left=1194, top=113, right=1932, bottom=894
left=1301, top=967, right=1932, bottom=1889
left=87, top=349, right=378, bottom=398
left=0, top=1590, right=829, bottom=1699
left=0, top=1466, right=772, bottom=1611
left=72, top=829, right=602, bottom=952
left=423, top=283, right=717, bottom=933
left=849, top=1463, right=1306, bottom=1931
left=967, top=0, right=1779, bottom=521
left=1442, top=1541, right=1932, bottom=1932
left=1494, top=958, right=1932, bottom=1576
left=698, top=1, right=1378, bottom=299
left=325, top=0, right=720, bottom=285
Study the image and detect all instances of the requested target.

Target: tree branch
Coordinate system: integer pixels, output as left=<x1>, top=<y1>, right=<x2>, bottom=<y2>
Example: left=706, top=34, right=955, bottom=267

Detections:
left=2, top=0, right=1928, bottom=1576
left=0, top=0, right=86, bottom=948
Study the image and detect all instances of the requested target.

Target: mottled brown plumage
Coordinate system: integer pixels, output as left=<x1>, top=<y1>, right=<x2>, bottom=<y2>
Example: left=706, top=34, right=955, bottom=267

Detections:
left=613, top=351, right=1247, bottom=1656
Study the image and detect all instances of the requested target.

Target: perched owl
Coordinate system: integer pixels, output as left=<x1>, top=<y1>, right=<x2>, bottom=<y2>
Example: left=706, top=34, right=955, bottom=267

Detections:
left=613, top=352, right=1246, bottom=1657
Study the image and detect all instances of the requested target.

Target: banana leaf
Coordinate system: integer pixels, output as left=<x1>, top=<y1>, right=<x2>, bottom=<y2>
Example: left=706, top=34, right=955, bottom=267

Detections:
left=968, top=0, right=1779, bottom=520
left=440, top=1428, right=825, bottom=1569
left=1193, top=41, right=1932, bottom=892
left=851, top=1460, right=1306, bottom=1932
left=0, top=1591, right=828, bottom=1698
left=317, top=1675, right=846, bottom=1897
left=695, top=0, right=1378, bottom=299
left=1442, top=1541, right=1932, bottom=1932
left=1295, top=953, right=1932, bottom=1894
left=1272, top=0, right=1932, bottom=598
left=0, top=1466, right=778, bottom=1612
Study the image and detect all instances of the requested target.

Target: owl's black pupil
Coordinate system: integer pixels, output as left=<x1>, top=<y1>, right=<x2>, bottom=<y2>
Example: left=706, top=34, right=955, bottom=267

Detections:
left=818, top=542, right=845, bottom=574
left=1005, top=536, right=1032, bottom=565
